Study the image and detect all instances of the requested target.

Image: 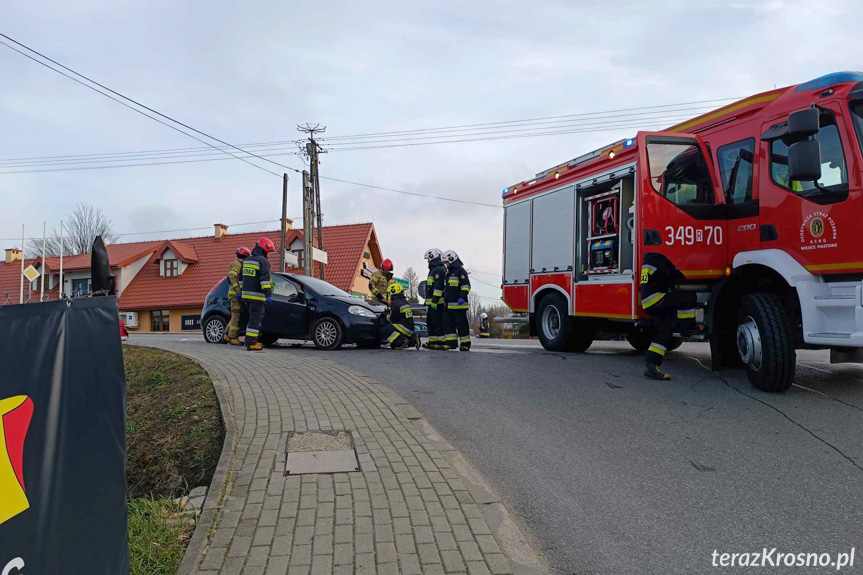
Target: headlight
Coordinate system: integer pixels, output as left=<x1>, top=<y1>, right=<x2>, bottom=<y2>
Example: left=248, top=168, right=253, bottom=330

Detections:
left=348, top=305, right=376, bottom=318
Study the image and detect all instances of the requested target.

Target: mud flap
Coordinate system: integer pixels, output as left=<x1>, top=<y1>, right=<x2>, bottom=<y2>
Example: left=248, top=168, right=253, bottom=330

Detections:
left=830, top=347, right=863, bottom=364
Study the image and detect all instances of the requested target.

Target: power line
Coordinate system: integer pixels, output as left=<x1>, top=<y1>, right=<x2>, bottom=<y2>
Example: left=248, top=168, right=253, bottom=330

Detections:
left=0, top=32, right=301, bottom=178
left=315, top=97, right=742, bottom=141
left=0, top=218, right=303, bottom=243
left=319, top=176, right=500, bottom=208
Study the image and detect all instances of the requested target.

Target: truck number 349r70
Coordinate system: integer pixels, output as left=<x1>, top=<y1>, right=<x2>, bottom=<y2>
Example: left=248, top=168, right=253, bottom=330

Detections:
left=664, top=225, right=723, bottom=246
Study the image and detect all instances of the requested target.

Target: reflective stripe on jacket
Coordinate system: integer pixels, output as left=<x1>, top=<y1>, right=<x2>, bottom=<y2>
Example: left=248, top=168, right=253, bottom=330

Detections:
left=241, top=246, right=273, bottom=301
left=227, top=258, right=243, bottom=297
left=444, top=260, right=470, bottom=309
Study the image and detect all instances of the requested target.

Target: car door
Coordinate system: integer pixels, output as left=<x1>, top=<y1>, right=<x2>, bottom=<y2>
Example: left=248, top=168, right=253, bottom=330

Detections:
left=262, top=275, right=307, bottom=338
left=636, top=131, right=728, bottom=280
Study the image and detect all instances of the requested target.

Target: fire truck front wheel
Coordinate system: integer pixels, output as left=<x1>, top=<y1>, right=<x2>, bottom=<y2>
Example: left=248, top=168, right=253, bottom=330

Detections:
left=536, top=292, right=593, bottom=352
left=736, top=293, right=796, bottom=392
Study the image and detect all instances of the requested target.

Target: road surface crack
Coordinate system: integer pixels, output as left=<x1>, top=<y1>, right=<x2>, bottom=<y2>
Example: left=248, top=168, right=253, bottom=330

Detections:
left=690, top=358, right=863, bottom=475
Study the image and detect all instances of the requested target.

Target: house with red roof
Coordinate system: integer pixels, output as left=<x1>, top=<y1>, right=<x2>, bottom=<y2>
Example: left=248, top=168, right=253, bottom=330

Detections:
left=0, top=221, right=384, bottom=332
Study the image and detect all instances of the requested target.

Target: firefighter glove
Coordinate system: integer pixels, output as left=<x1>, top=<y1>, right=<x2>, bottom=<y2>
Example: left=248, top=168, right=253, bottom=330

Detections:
left=457, top=298, right=465, bottom=306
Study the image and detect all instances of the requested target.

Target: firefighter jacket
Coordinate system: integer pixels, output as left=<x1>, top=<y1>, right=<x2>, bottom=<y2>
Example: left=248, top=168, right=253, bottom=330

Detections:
left=480, top=317, right=490, bottom=333
left=425, top=258, right=446, bottom=309
left=640, top=252, right=681, bottom=310
left=227, top=258, right=243, bottom=298
left=369, top=269, right=393, bottom=303
left=388, top=293, right=415, bottom=337
left=241, top=245, right=274, bottom=302
left=444, top=259, right=470, bottom=309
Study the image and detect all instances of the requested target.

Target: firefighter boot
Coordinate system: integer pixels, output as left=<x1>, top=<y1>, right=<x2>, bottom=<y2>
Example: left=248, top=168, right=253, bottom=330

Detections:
left=644, top=363, right=671, bottom=380
left=393, top=339, right=409, bottom=350
left=415, top=336, right=422, bottom=350
left=230, top=338, right=242, bottom=346
left=223, top=334, right=231, bottom=343
left=247, top=342, right=263, bottom=351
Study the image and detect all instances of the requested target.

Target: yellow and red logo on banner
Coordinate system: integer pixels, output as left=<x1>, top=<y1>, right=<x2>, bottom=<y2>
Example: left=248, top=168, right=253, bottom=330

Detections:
left=0, top=395, right=33, bottom=525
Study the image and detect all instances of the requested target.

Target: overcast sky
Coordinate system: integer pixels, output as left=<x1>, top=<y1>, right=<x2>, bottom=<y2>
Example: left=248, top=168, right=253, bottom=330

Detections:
left=2, top=0, right=861, bottom=303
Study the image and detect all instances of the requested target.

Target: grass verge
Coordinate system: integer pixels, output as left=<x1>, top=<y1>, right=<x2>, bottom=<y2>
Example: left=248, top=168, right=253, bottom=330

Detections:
left=124, top=345, right=224, bottom=575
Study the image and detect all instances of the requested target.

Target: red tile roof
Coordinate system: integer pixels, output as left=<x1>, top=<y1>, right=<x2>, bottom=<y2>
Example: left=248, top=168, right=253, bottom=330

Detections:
left=118, top=223, right=378, bottom=311
left=151, top=240, right=199, bottom=264
left=0, top=258, right=60, bottom=305
left=40, top=240, right=162, bottom=272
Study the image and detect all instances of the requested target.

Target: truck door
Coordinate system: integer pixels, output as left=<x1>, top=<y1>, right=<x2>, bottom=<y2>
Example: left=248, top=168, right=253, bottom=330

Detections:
left=636, top=132, right=727, bottom=280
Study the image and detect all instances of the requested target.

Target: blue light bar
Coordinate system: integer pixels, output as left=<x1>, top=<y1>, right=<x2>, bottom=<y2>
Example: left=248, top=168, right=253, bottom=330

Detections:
left=795, top=71, right=863, bottom=93
left=624, top=138, right=634, bottom=148
left=502, top=187, right=509, bottom=197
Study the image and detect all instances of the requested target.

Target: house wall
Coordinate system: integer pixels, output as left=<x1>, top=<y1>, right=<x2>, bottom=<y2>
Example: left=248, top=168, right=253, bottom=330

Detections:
left=350, top=241, right=377, bottom=297
left=118, top=253, right=152, bottom=295
left=125, top=306, right=203, bottom=332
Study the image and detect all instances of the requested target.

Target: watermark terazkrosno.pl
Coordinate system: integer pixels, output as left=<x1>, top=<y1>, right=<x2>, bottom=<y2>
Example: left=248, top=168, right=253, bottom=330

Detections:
left=712, top=548, right=856, bottom=570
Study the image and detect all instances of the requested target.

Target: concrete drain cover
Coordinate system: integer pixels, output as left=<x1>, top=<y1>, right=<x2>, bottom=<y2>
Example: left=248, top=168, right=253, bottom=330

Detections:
left=285, top=431, right=359, bottom=475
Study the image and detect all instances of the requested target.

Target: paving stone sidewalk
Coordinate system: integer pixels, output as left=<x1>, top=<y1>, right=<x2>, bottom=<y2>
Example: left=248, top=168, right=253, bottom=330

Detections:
left=135, top=341, right=546, bottom=575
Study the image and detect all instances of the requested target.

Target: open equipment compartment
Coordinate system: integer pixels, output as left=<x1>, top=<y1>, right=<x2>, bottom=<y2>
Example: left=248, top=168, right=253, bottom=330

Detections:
left=575, top=172, right=635, bottom=283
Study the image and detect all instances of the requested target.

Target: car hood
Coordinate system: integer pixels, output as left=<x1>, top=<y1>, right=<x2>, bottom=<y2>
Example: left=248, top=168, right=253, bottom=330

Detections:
left=329, top=295, right=387, bottom=313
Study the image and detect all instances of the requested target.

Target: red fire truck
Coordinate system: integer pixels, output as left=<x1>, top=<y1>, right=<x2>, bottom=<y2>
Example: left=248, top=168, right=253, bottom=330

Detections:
left=501, top=72, right=863, bottom=392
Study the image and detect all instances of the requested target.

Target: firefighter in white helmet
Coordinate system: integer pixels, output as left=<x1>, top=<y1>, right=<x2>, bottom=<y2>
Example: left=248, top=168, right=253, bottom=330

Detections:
left=478, top=312, right=491, bottom=338
left=423, top=248, right=446, bottom=349
left=442, top=250, right=471, bottom=351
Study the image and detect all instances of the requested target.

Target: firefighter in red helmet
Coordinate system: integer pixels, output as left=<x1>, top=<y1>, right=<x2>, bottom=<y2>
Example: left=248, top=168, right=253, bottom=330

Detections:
left=225, top=246, right=251, bottom=345
left=369, top=258, right=394, bottom=305
left=241, top=238, right=276, bottom=351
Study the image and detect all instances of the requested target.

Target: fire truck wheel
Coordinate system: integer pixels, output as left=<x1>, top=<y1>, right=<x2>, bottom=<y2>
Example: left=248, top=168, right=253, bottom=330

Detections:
left=536, top=292, right=592, bottom=352
left=736, top=293, right=796, bottom=392
left=626, top=329, right=654, bottom=352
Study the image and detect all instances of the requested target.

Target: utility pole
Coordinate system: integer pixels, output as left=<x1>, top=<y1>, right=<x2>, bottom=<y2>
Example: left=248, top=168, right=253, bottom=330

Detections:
left=280, top=173, right=289, bottom=272
left=302, top=170, right=314, bottom=276
left=19, top=224, right=24, bottom=305
left=298, top=123, right=327, bottom=280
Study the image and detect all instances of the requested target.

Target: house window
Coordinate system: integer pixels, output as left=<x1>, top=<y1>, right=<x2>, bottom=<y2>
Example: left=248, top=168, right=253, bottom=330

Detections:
left=72, top=278, right=91, bottom=296
left=164, top=259, right=179, bottom=277
left=151, top=310, right=170, bottom=332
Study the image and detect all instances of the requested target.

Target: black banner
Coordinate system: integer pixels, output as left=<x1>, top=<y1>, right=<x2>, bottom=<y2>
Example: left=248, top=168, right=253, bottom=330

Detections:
left=0, top=297, right=129, bottom=573
left=181, top=314, right=201, bottom=331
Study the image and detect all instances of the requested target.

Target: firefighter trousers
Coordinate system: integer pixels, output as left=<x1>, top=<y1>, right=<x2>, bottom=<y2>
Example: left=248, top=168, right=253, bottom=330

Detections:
left=427, top=304, right=444, bottom=346
left=227, top=295, right=243, bottom=339
left=378, top=325, right=418, bottom=349
left=245, top=301, right=266, bottom=347
left=444, top=307, right=471, bottom=350
left=644, top=290, right=697, bottom=366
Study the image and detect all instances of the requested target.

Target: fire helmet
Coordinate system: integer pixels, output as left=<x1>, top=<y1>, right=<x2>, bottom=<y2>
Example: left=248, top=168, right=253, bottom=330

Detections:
left=424, top=248, right=442, bottom=261
left=481, top=312, right=488, bottom=319
left=387, top=282, right=404, bottom=296
left=442, top=250, right=459, bottom=264
left=257, top=237, right=276, bottom=253
left=381, top=259, right=394, bottom=272
left=236, top=247, right=251, bottom=258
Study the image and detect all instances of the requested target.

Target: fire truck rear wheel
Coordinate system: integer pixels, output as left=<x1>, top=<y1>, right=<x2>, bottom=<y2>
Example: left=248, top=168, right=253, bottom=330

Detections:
left=736, top=293, right=795, bottom=392
left=536, top=292, right=593, bottom=352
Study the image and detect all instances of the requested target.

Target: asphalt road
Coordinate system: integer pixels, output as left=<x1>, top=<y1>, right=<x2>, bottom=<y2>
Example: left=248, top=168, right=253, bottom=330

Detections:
left=137, top=334, right=863, bottom=574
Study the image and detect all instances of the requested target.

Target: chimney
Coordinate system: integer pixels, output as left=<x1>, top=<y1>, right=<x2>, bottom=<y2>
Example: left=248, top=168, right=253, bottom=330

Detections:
left=283, top=218, right=293, bottom=231
left=214, top=223, right=228, bottom=239
left=5, top=248, right=22, bottom=264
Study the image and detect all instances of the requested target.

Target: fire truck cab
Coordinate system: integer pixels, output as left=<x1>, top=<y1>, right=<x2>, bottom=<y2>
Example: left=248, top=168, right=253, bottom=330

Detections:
left=501, top=72, right=863, bottom=392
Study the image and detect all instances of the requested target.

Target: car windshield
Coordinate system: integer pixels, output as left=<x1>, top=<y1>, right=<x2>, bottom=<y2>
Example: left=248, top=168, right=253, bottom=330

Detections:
left=852, top=102, right=863, bottom=154
left=298, top=276, right=352, bottom=297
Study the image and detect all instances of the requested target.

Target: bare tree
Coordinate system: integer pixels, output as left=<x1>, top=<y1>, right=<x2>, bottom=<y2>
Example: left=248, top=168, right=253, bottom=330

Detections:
left=403, top=266, right=420, bottom=304
left=468, top=292, right=483, bottom=326
left=27, top=203, right=118, bottom=258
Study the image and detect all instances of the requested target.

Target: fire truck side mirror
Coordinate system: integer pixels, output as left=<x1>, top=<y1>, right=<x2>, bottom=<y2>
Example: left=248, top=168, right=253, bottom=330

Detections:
left=787, top=108, right=820, bottom=139
left=788, top=139, right=822, bottom=182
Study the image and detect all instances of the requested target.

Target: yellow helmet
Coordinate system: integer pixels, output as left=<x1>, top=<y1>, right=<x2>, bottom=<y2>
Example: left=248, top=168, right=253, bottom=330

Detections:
left=387, top=282, right=404, bottom=296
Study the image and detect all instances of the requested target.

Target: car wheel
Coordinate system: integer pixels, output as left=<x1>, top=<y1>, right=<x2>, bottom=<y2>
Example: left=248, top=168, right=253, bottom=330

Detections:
left=259, top=334, right=279, bottom=347
left=736, top=293, right=796, bottom=392
left=203, top=316, right=228, bottom=344
left=312, top=317, right=344, bottom=350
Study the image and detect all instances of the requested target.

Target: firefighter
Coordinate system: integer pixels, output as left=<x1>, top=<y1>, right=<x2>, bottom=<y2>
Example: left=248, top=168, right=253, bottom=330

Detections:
left=442, top=250, right=471, bottom=351
left=378, top=283, right=421, bottom=350
left=241, top=237, right=276, bottom=351
left=369, top=259, right=394, bottom=305
left=479, top=312, right=491, bottom=338
left=225, top=246, right=251, bottom=345
left=423, top=248, right=446, bottom=349
left=640, top=252, right=698, bottom=380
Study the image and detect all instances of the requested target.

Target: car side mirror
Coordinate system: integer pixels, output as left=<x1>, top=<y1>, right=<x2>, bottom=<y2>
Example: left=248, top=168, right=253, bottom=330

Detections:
left=418, top=283, right=427, bottom=299
left=788, top=139, right=822, bottom=182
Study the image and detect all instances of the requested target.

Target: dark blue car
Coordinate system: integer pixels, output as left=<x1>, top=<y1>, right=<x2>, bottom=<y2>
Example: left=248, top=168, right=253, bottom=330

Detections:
left=201, top=273, right=387, bottom=350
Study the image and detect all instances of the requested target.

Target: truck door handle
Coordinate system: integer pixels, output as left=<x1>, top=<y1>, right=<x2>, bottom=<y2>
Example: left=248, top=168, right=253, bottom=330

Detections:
left=643, top=229, right=662, bottom=246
